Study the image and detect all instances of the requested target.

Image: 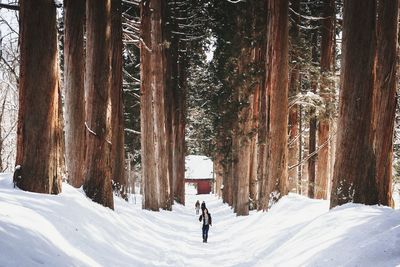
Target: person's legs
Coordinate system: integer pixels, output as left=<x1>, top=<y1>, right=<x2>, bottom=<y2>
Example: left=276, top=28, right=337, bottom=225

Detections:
left=204, top=225, right=209, bottom=243
left=202, top=226, right=206, bottom=242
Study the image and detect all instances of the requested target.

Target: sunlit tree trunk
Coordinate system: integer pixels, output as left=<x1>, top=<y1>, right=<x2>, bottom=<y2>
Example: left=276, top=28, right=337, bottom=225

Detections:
left=330, top=0, right=377, bottom=208
left=16, top=0, right=63, bottom=194
left=140, top=0, right=171, bottom=210
left=64, top=0, right=85, bottom=188
left=83, top=0, right=114, bottom=209
left=262, top=0, right=289, bottom=210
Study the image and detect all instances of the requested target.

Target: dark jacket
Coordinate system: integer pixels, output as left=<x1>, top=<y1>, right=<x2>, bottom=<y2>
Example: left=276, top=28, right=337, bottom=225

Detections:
left=199, top=212, right=212, bottom=226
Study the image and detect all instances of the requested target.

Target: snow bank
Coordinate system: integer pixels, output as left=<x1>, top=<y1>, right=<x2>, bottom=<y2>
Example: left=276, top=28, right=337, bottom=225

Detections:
left=0, top=173, right=399, bottom=267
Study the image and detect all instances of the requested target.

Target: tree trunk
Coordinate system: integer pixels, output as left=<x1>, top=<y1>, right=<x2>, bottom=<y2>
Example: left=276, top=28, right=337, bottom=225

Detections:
left=316, top=0, right=335, bottom=200
left=257, top=74, right=268, bottom=210
left=140, top=0, right=171, bottom=211
left=330, top=0, right=377, bottom=208
left=288, top=0, right=300, bottom=194
left=173, top=40, right=187, bottom=205
left=64, top=0, right=85, bottom=188
left=16, top=0, right=63, bottom=194
left=111, top=0, right=127, bottom=199
left=263, top=0, right=289, bottom=210
left=249, top=85, right=259, bottom=210
left=373, top=0, right=398, bottom=207
left=83, top=0, right=114, bottom=209
left=215, top=153, right=223, bottom=197
left=298, top=104, right=303, bottom=194
left=234, top=10, right=252, bottom=216
left=308, top=33, right=318, bottom=199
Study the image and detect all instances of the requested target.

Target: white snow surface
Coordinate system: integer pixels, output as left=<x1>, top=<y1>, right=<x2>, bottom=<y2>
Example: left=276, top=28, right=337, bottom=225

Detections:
left=0, top=173, right=399, bottom=267
left=185, top=155, right=214, bottom=179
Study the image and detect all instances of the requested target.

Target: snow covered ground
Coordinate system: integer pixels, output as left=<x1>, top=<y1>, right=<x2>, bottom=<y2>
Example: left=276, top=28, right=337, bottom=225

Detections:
left=0, top=173, right=399, bottom=267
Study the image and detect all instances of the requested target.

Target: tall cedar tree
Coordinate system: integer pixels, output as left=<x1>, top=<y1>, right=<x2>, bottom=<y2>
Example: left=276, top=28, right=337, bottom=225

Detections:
left=234, top=0, right=266, bottom=215
left=316, top=0, right=335, bottom=200
left=330, top=0, right=377, bottom=208
left=287, top=0, right=300, bottom=193
left=262, top=0, right=289, bottom=210
left=111, top=0, right=127, bottom=198
left=140, top=0, right=171, bottom=211
left=83, top=0, right=114, bottom=209
left=64, top=0, right=85, bottom=188
left=16, top=0, right=63, bottom=194
left=165, top=1, right=186, bottom=205
left=372, top=0, right=398, bottom=206
left=308, top=33, right=318, bottom=199
left=234, top=8, right=251, bottom=215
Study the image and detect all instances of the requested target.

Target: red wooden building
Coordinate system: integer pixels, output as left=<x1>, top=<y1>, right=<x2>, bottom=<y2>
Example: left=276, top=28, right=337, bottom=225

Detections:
left=185, top=155, right=214, bottom=195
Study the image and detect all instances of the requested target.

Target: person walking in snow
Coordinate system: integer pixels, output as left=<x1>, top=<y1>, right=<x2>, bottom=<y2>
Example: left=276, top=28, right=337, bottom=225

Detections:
left=199, top=208, right=212, bottom=243
left=201, top=201, right=206, bottom=212
left=195, top=200, right=200, bottom=215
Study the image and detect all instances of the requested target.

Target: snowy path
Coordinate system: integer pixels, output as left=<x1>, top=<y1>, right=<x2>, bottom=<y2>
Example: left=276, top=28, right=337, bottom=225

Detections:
left=1, top=174, right=400, bottom=267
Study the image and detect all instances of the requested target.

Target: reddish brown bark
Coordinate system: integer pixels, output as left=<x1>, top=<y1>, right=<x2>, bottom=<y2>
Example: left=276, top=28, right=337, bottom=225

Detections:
left=288, top=0, right=300, bottom=193
left=308, top=34, right=318, bottom=199
left=373, top=0, right=398, bottom=207
left=140, top=0, right=171, bottom=211
left=249, top=85, right=260, bottom=209
left=257, top=75, right=268, bottom=210
left=64, top=0, right=85, bottom=188
left=263, top=0, right=289, bottom=210
left=316, top=0, right=335, bottom=200
left=214, top=153, right=223, bottom=198
left=111, top=0, right=127, bottom=199
left=16, top=0, right=63, bottom=194
left=83, top=0, right=114, bottom=209
left=330, top=0, right=377, bottom=208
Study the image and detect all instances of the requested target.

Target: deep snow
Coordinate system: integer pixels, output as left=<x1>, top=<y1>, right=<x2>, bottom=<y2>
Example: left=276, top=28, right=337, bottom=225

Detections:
left=0, top=173, right=399, bottom=267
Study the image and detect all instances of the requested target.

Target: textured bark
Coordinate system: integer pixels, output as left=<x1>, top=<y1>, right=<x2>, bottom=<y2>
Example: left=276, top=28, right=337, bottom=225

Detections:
left=298, top=104, right=303, bottom=194
left=288, top=0, right=300, bottom=193
left=249, top=86, right=260, bottom=210
left=140, top=0, right=171, bottom=211
left=316, top=0, right=335, bottom=200
left=232, top=120, right=239, bottom=212
left=330, top=0, right=377, bottom=208
left=214, top=153, right=223, bottom=197
left=256, top=2, right=268, bottom=211
left=83, top=0, right=114, bottom=209
left=166, top=5, right=186, bottom=206
left=140, top=1, right=159, bottom=211
left=263, top=0, right=289, bottom=210
left=308, top=34, right=318, bottom=199
left=64, top=0, right=85, bottom=188
left=111, top=0, right=127, bottom=199
left=235, top=1, right=266, bottom=214
left=173, top=40, right=186, bottom=205
left=373, top=0, right=398, bottom=207
left=16, top=0, right=63, bottom=194
left=234, top=11, right=252, bottom=216
left=257, top=76, right=268, bottom=210
left=225, top=151, right=234, bottom=206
